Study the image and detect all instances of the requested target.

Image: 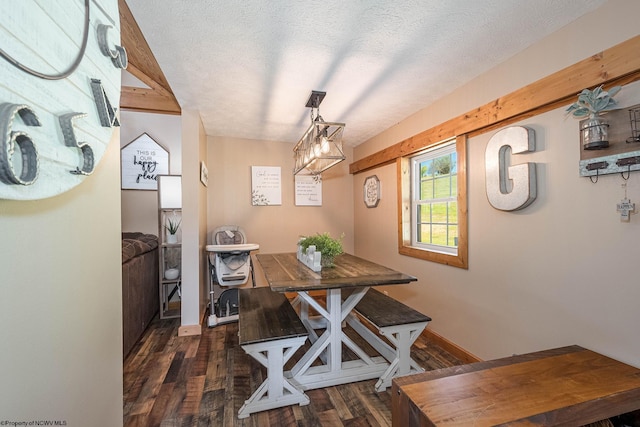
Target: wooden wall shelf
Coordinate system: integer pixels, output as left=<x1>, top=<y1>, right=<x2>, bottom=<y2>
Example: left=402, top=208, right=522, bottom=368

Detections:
left=579, top=104, right=640, bottom=178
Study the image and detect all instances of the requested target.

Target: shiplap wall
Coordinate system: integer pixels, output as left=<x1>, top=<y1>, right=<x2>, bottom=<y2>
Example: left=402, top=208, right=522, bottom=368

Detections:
left=0, top=0, right=121, bottom=200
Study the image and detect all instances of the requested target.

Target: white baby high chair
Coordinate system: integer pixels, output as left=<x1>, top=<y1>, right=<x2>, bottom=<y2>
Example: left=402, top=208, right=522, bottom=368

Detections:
left=206, top=225, right=259, bottom=327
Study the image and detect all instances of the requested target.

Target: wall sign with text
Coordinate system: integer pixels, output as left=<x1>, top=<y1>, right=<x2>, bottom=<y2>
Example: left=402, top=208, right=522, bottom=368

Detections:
left=0, top=0, right=124, bottom=200
left=251, top=166, right=281, bottom=206
left=121, top=133, right=169, bottom=190
left=295, top=174, right=322, bottom=206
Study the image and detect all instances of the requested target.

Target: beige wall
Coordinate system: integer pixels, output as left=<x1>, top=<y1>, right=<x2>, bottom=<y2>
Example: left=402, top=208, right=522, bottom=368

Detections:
left=354, top=0, right=640, bottom=365
left=180, top=110, right=208, bottom=330
left=0, top=131, right=123, bottom=425
left=207, top=136, right=354, bottom=286
left=120, top=110, right=182, bottom=236
left=198, top=118, right=210, bottom=318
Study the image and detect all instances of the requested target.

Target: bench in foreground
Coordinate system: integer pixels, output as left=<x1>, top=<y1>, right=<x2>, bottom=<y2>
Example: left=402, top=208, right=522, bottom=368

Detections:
left=237, top=287, right=309, bottom=419
left=392, top=345, right=640, bottom=426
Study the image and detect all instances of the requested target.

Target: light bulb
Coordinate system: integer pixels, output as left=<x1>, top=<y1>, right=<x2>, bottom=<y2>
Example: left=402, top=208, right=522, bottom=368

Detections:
left=314, top=141, right=322, bottom=157
left=320, top=136, right=330, bottom=153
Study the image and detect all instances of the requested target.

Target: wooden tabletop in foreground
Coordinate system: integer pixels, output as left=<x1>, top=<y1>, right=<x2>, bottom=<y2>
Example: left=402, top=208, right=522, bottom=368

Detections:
left=255, top=253, right=417, bottom=292
left=392, top=345, right=640, bottom=427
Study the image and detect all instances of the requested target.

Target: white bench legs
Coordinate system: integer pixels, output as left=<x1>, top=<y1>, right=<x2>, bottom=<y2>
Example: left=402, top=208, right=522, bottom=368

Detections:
left=347, top=314, right=429, bottom=392
left=238, top=335, right=309, bottom=419
left=373, top=321, right=429, bottom=392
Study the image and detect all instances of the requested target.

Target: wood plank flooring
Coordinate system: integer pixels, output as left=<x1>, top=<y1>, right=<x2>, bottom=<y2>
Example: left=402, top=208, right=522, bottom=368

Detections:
left=123, top=315, right=464, bottom=427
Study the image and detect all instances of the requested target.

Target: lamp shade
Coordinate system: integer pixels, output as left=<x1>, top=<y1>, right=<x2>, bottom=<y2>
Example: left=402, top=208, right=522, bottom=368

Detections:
left=158, top=175, right=182, bottom=208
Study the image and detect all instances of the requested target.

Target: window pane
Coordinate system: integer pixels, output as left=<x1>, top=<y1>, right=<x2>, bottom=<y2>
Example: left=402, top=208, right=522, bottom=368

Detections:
left=420, top=178, right=434, bottom=199
left=448, top=201, right=458, bottom=223
left=417, top=204, right=431, bottom=223
left=432, top=154, right=452, bottom=176
left=448, top=225, right=458, bottom=247
left=431, top=224, right=448, bottom=246
left=418, top=224, right=431, bottom=244
left=420, top=160, right=433, bottom=178
left=431, top=202, right=448, bottom=224
left=434, top=176, right=452, bottom=198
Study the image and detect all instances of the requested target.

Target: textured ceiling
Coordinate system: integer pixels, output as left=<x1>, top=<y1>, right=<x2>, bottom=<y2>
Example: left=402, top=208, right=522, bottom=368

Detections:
left=126, top=0, right=606, bottom=146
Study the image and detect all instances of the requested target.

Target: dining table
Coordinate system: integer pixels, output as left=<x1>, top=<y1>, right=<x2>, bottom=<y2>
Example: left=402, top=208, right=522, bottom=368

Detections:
left=255, top=252, right=418, bottom=391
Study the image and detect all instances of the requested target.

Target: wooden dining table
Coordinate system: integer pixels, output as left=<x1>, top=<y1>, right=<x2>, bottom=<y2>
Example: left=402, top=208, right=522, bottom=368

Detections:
left=255, top=252, right=418, bottom=391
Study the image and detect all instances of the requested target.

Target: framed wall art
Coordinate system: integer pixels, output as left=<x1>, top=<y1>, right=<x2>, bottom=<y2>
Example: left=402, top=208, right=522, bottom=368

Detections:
left=251, top=166, right=281, bottom=205
left=295, top=174, right=322, bottom=206
left=121, top=133, right=169, bottom=190
left=363, top=175, right=381, bottom=208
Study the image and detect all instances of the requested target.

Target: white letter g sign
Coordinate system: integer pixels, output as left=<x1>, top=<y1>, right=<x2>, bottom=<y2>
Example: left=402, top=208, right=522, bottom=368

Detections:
left=485, top=126, right=537, bottom=211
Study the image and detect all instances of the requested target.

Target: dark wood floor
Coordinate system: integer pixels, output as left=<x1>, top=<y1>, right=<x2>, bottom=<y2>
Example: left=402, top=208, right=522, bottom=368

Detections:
left=123, top=315, right=464, bottom=427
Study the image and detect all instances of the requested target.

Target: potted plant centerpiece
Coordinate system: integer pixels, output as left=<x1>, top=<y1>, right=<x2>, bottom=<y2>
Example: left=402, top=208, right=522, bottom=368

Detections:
left=165, top=216, right=181, bottom=244
left=299, top=232, right=344, bottom=268
left=566, top=84, right=621, bottom=150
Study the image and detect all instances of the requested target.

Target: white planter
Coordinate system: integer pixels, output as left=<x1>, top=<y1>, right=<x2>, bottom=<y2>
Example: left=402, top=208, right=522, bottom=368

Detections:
left=166, top=233, right=178, bottom=244
left=297, top=243, right=322, bottom=272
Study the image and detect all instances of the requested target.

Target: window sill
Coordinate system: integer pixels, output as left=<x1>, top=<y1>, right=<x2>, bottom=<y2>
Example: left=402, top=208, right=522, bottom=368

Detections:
left=399, top=244, right=468, bottom=269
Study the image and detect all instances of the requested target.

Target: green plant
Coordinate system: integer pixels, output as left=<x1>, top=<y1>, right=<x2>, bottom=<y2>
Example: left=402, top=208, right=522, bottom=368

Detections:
left=299, top=232, right=344, bottom=259
left=566, top=85, right=621, bottom=119
left=165, top=217, right=181, bottom=235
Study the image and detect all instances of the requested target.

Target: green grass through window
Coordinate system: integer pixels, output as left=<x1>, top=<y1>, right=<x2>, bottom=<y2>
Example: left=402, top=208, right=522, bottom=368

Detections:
left=417, top=152, right=458, bottom=247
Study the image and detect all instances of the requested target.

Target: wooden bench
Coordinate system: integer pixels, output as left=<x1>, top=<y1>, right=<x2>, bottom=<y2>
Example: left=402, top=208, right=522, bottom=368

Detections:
left=346, top=288, right=431, bottom=392
left=392, top=346, right=640, bottom=426
left=237, top=287, right=309, bottom=419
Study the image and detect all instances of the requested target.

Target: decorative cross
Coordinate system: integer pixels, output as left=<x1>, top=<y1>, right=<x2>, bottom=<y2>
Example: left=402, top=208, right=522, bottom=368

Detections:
left=617, top=198, right=636, bottom=222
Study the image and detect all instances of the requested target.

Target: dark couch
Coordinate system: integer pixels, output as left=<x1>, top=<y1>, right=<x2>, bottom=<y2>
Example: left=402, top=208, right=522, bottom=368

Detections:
left=122, top=232, right=159, bottom=358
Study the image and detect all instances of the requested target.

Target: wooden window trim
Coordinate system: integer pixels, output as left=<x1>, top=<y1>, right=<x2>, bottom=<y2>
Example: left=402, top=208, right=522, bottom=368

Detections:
left=398, top=135, right=468, bottom=269
left=368, top=35, right=640, bottom=269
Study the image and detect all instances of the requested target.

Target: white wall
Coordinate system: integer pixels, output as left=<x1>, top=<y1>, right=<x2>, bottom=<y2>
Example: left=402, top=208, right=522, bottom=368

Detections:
left=0, top=132, right=123, bottom=426
left=120, top=110, right=182, bottom=235
left=353, top=0, right=640, bottom=365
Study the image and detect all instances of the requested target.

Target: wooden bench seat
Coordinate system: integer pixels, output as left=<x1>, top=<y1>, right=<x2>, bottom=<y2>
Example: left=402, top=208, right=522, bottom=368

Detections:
left=237, top=287, right=309, bottom=419
left=346, top=288, right=431, bottom=392
left=392, top=346, right=640, bottom=427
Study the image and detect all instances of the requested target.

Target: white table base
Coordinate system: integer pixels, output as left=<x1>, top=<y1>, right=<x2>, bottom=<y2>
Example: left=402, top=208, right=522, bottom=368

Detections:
left=286, top=288, right=403, bottom=391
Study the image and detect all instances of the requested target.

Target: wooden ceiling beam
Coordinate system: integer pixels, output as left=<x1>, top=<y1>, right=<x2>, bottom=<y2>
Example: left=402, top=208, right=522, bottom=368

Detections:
left=350, top=35, right=640, bottom=174
left=118, top=0, right=181, bottom=114
left=121, top=86, right=182, bottom=115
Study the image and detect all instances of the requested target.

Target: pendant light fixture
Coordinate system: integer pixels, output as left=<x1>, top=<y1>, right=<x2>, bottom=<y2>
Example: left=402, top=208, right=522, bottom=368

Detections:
left=293, top=91, right=346, bottom=175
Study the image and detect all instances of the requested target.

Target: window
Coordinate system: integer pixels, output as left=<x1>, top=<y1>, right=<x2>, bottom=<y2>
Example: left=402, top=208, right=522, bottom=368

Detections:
left=399, top=136, right=467, bottom=269
left=412, top=142, right=458, bottom=254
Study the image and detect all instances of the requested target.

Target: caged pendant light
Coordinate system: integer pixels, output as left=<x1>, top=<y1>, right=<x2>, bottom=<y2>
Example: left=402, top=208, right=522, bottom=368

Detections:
left=293, top=91, right=346, bottom=175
